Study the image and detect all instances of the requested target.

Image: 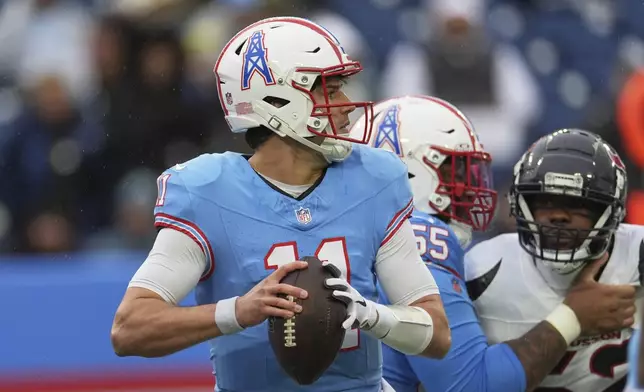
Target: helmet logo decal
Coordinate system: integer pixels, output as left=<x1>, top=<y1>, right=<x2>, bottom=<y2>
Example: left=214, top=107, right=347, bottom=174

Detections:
left=607, top=147, right=626, bottom=170
left=373, top=105, right=404, bottom=157
left=241, top=30, right=276, bottom=90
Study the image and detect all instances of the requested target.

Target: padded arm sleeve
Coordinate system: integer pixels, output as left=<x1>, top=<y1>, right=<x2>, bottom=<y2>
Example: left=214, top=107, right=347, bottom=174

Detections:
left=129, top=228, right=206, bottom=304
left=376, top=219, right=440, bottom=305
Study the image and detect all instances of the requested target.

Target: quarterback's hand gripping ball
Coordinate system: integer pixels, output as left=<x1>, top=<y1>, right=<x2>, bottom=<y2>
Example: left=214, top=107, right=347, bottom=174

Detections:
left=268, top=256, right=348, bottom=385
left=323, top=261, right=375, bottom=330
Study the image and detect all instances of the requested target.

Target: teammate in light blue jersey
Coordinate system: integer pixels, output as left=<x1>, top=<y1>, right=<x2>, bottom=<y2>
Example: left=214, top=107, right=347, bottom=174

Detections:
left=353, top=96, right=592, bottom=392
left=111, top=18, right=451, bottom=392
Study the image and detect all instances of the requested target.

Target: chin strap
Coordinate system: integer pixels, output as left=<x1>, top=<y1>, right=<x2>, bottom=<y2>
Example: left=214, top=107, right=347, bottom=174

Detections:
left=320, top=138, right=353, bottom=162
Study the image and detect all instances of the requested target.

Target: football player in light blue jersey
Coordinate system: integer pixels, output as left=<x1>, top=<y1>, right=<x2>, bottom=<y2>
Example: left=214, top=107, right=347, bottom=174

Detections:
left=352, top=96, right=634, bottom=392
left=111, top=17, right=451, bottom=392
left=351, top=95, right=520, bottom=392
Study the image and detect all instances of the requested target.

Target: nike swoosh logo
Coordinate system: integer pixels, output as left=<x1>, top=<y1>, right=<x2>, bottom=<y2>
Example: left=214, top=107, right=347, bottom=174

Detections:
left=466, top=258, right=502, bottom=301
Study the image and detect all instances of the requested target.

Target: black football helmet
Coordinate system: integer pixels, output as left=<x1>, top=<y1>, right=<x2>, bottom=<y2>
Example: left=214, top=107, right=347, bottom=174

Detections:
left=509, top=129, right=627, bottom=268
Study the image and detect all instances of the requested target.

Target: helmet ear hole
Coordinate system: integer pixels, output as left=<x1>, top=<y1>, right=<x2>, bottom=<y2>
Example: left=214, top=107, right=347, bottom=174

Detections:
left=264, top=96, right=290, bottom=108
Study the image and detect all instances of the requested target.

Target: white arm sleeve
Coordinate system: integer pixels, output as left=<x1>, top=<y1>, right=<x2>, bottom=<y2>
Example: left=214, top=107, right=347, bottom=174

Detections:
left=128, top=228, right=207, bottom=305
left=375, top=219, right=439, bottom=305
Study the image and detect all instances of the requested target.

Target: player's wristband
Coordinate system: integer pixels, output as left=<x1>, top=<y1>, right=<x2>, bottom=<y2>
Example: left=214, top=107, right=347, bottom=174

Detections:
left=545, top=303, right=581, bottom=345
left=215, top=296, right=244, bottom=335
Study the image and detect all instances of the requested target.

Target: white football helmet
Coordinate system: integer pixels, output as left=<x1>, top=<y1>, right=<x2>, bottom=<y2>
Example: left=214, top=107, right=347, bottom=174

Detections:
left=351, top=95, right=497, bottom=247
left=213, top=17, right=374, bottom=162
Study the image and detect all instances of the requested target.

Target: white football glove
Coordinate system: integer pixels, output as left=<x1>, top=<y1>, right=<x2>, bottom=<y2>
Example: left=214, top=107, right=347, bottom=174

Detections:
left=323, top=261, right=378, bottom=330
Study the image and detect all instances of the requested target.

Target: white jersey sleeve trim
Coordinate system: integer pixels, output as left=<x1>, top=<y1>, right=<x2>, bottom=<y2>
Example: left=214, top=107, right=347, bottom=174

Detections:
left=376, top=219, right=440, bottom=305
left=128, top=228, right=207, bottom=304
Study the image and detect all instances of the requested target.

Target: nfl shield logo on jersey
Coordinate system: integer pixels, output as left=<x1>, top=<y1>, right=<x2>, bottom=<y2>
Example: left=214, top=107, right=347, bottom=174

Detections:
left=295, top=207, right=312, bottom=225
left=452, top=278, right=462, bottom=293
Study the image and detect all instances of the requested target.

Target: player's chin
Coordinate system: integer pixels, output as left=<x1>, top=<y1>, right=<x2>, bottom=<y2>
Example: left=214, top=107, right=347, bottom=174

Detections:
left=337, top=126, right=350, bottom=135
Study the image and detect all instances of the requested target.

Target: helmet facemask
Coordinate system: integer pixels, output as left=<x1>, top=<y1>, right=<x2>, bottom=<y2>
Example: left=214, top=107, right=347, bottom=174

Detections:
left=290, top=65, right=374, bottom=161
left=511, top=186, right=623, bottom=271
left=423, top=147, right=498, bottom=234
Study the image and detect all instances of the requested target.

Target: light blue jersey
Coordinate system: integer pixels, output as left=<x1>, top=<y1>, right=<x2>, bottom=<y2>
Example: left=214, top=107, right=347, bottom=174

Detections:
left=379, top=211, right=525, bottom=392
left=627, top=329, right=644, bottom=391
left=153, top=144, right=414, bottom=392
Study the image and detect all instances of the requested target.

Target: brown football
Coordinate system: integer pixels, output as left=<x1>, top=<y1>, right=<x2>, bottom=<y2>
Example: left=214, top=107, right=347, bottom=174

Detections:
left=267, top=255, right=347, bottom=385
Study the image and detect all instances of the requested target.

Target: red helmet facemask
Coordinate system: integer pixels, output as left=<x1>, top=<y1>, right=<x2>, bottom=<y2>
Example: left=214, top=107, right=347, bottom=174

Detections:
left=424, top=148, right=498, bottom=231
left=292, top=62, right=374, bottom=144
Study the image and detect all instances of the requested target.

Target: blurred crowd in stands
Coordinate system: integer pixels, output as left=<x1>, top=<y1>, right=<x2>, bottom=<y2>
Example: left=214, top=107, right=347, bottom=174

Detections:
left=0, top=0, right=642, bottom=254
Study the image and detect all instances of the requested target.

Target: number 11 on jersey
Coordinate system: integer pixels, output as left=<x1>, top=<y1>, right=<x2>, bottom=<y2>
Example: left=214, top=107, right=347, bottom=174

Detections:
left=264, top=237, right=359, bottom=351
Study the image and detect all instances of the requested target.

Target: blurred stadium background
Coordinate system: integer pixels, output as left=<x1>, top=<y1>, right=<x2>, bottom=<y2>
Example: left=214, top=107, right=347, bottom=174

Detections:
left=0, top=0, right=643, bottom=390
